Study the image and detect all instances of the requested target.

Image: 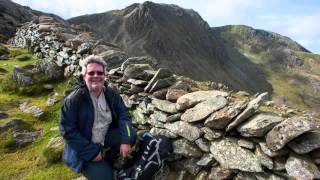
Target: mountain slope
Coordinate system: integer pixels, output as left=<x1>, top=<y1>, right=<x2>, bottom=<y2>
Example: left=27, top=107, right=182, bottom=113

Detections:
left=68, top=2, right=272, bottom=94
left=214, top=25, right=320, bottom=112
left=0, top=0, right=64, bottom=43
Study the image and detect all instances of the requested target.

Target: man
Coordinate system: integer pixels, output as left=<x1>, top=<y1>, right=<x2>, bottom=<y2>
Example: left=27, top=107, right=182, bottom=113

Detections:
left=59, top=55, right=136, bottom=180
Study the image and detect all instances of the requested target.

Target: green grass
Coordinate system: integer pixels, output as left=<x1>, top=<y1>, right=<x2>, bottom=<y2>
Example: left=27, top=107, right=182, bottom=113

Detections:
left=0, top=46, right=77, bottom=179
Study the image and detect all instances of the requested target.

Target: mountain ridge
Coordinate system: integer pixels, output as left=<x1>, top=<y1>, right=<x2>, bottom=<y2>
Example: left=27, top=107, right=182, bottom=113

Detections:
left=68, top=1, right=272, bottom=94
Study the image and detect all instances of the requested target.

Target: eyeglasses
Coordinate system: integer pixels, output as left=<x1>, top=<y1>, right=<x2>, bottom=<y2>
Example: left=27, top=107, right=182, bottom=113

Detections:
left=86, top=71, right=105, bottom=76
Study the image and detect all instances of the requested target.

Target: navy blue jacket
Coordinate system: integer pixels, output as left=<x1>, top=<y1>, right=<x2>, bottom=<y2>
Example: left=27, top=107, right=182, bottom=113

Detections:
left=59, top=76, right=133, bottom=173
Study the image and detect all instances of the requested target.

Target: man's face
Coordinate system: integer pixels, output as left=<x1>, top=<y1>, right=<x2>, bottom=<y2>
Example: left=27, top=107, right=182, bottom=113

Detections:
left=83, top=63, right=105, bottom=94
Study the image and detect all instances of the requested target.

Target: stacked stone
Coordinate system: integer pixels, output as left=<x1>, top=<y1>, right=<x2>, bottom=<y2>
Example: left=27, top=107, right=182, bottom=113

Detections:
left=8, top=16, right=131, bottom=81
left=107, top=63, right=320, bottom=179
left=7, top=16, right=320, bottom=179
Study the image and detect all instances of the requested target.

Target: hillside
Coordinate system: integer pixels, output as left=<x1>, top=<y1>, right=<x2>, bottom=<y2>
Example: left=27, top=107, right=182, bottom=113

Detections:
left=68, top=2, right=272, bottom=94
left=214, top=25, right=320, bottom=112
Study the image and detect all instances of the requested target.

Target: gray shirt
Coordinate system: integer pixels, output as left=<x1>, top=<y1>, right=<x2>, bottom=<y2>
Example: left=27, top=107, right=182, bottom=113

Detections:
left=90, top=90, right=112, bottom=145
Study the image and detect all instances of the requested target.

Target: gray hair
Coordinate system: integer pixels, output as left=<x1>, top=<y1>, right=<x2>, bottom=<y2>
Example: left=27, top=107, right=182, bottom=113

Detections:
left=81, top=55, right=107, bottom=75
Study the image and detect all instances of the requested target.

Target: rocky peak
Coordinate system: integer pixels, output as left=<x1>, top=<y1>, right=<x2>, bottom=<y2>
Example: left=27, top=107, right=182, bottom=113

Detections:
left=214, top=25, right=309, bottom=68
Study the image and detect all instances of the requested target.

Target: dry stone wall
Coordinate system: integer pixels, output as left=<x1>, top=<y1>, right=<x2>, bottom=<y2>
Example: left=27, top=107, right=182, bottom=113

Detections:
left=7, top=16, right=320, bottom=179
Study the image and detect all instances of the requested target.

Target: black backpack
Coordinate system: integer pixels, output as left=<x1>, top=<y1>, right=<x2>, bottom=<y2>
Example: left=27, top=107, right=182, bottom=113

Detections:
left=117, top=132, right=173, bottom=180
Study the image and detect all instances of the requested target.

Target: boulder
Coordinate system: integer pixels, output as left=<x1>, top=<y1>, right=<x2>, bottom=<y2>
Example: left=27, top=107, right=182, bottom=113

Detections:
left=285, top=155, right=320, bottom=179
left=210, top=138, right=263, bottom=172
left=204, top=100, right=247, bottom=129
left=12, top=130, right=41, bottom=149
left=197, top=153, right=216, bottom=166
left=237, top=112, right=283, bottom=137
left=226, top=92, right=268, bottom=132
left=173, top=139, right=203, bottom=158
left=176, top=90, right=229, bottom=111
left=151, top=98, right=178, bottom=114
left=123, top=64, right=153, bottom=80
left=150, top=127, right=178, bottom=138
left=266, top=116, right=318, bottom=151
left=149, top=76, right=176, bottom=93
left=120, top=56, right=158, bottom=71
left=181, top=96, right=227, bottom=122
left=144, top=68, right=173, bottom=92
left=258, top=142, right=288, bottom=158
left=165, top=121, right=203, bottom=141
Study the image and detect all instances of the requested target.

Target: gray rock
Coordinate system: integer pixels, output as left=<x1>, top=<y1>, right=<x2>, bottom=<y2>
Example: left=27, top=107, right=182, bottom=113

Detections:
left=123, top=64, right=153, bottom=80
left=238, top=138, right=255, bottom=150
left=173, top=139, right=203, bottom=158
left=226, top=92, right=268, bottom=132
left=285, top=155, right=320, bottom=179
left=19, top=102, right=44, bottom=118
left=287, top=131, right=320, bottom=154
left=144, top=68, right=173, bottom=92
left=150, top=111, right=168, bottom=123
left=165, top=113, right=181, bottom=122
left=255, top=145, right=273, bottom=170
left=237, top=91, right=250, bottom=96
left=148, top=117, right=165, bottom=128
left=176, top=90, right=229, bottom=111
left=0, top=118, right=25, bottom=134
left=237, top=112, right=283, bottom=137
left=181, top=96, right=227, bottom=123
left=77, top=42, right=92, bottom=55
left=197, top=153, right=215, bottom=166
left=98, top=50, right=127, bottom=69
left=37, top=57, right=64, bottom=80
left=210, top=138, right=263, bottom=172
left=266, top=116, right=318, bottom=151
left=120, top=56, right=158, bottom=71
left=201, top=127, right=223, bottom=141
left=131, top=109, right=148, bottom=125
left=208, top=166, right=235, bottom=180
left=13, top=130, right=41, bottom=149
left=165, top=121, right=203, bottom=141
left=149, top=76, right=176, bottom=93
left=204, top=100, right=247, bottom=129
left=195, top=138, right=210, bottom=152
left=259, top=142, right=288, bottom=157
left=127, top=79, right=148, bottom=86
left=150, top=127, right=178, bottom=138
left=151, top=98, right=178, bottom=114
left=11, top=67, right=33, bottom=86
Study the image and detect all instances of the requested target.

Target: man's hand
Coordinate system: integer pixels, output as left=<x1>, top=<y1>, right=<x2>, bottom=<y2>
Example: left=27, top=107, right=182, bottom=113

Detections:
left=92, top=152, right=103, bottom=162
left=120, top=144, right=131, bottom=158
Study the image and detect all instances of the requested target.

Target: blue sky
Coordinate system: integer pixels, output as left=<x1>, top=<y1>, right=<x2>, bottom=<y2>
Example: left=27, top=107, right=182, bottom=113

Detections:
left=13, top=0, right=320, bottom=54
